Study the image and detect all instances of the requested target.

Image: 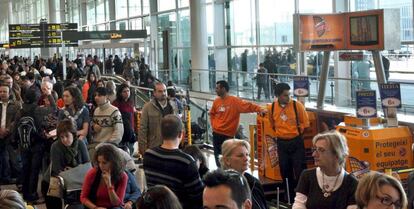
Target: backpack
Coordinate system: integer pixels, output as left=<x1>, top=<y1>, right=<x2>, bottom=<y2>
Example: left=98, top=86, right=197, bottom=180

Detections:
left=16, top=116, right=38, bottom=150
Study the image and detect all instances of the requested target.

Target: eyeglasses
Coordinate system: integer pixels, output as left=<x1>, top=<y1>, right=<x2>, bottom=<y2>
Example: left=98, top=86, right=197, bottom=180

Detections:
left=376, top=195, right=402, bottom=209
left=311, top=147, right=327, bottom=154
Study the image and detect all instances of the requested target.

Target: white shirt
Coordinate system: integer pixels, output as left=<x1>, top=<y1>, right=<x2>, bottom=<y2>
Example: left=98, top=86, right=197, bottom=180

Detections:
left=0, top=102, right=8, bottom=129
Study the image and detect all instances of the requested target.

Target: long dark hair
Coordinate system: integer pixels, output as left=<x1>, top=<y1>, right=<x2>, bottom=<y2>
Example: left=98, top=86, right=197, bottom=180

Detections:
left=63, top=86, right=84, bottom=111
left=136, top=185, right=183, bottom=209
left=93, top=144, right=124, bottom=184
left=87, top=71, right=97, bottom=85
left=115, top=83, right=132, bottom=104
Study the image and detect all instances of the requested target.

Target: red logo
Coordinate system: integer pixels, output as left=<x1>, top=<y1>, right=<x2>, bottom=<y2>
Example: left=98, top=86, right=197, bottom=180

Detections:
left=313, top=16, right=326, bottom=37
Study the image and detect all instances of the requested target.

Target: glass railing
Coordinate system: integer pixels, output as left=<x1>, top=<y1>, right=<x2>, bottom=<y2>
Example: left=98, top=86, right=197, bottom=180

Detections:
left=154, top=68, right=414, bottom=115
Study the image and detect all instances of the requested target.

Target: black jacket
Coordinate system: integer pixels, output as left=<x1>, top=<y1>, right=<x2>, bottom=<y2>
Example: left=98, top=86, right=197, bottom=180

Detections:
left=244, top=172, right=268, bottom=209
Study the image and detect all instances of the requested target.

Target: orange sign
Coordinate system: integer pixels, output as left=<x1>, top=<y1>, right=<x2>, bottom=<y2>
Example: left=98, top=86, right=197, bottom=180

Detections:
left=300, top=14, right=345, bottom=51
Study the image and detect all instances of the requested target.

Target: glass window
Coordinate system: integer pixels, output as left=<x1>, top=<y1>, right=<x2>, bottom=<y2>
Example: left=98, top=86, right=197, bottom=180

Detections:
left=178, top=9, right=190, bottom=47
left=144, top=16, right=151, bottom=33
left=206, top=4, right=214, bottom=46
left=130, top=18, right=143, bottom=30
left=129, top=0, right=142, bottom=16
left=116, top=0, right=128, bottom=19
left=117, top=21, right=128, bottom=30
left=87, top=0, right=96, bottom=25
left=299, top=0, right=332, bottom=13
left=379, top=0, right=413, bottom=41
left=143, top=0, right=150, bottom=15
left=179, top=0, right=189, bottom=8
left=157, top=12, right=177, bottom=70
left=96, top=0, right=105, bottom=23
left=259, top=0, right=294, bottom=45
left=105, top=0, right=110, bottom=21
left=229, top=0, right=256, bottom=45
left=97, top=24, right=106, bottom=31
left=158, top=0, right=176, bottom=12
left=72, top=4, right=80, bottom=24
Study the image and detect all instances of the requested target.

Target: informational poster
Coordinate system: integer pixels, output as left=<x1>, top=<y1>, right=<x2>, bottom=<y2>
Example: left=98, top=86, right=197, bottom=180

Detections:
left=293, top=76, right=310, bottom=97
left=379, top=83, right=401, bottom=108
left=356, top=90, right=377, bottom=118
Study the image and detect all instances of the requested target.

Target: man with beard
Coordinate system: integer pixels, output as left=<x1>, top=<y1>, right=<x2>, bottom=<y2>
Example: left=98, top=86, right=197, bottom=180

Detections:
left=138, top=82, right=179, bottom=156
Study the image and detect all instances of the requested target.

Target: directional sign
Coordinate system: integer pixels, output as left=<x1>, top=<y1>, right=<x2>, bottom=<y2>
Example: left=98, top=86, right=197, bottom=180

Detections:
left=339, top=52, right=364, bottom=61
left=47, top=23, right=77, bottom=31
left=62, top=30, right=147, bottom=41
left=9, top=24, right=41, bottom=31
left=9, top=23, right=78, bottom=48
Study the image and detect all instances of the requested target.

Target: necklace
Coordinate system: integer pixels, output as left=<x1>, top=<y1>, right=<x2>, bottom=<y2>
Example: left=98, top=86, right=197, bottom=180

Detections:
left=321, top=170, right=341, bottom=198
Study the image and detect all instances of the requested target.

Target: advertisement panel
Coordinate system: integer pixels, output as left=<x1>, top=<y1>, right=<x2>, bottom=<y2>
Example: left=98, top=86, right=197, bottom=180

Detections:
left=300, top=14, right=345, bottom=51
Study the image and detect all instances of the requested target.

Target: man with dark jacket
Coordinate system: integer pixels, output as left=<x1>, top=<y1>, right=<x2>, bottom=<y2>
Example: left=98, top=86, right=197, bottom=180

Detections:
left=0, top=84, right=20, bottom=185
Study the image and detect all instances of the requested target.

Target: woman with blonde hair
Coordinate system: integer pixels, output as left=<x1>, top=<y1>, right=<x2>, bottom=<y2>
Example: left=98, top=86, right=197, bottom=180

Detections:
left=293, top=130, right=358, bottom=209
left=355, top=171, right=407, bottom=209
left=220, top=139, right=268, bottom=209
left=0, top=190, right=34, bottom=209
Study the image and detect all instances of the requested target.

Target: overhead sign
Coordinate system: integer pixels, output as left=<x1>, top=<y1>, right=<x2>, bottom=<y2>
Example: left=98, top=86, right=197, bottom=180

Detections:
left=339, top=52, right=364, bottom=61
left=62, top=30, right=147, bottom=41
left=8, top=23, right=78, bottom=48
left=293, top=76, right=309, bottom=97
left=379, top=83, right=401, bottom=108
left=356, top=90, right=377, bottom=118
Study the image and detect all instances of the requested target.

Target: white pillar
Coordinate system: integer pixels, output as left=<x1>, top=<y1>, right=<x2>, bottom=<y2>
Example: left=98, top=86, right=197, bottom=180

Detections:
left=190, top=0, right=209, bottom=92
left=333, top=0, right=351, bottom=106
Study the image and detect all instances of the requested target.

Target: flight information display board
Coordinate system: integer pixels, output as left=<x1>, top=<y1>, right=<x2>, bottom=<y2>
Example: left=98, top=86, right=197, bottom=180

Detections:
left=9, top=23, right=78, bottom=48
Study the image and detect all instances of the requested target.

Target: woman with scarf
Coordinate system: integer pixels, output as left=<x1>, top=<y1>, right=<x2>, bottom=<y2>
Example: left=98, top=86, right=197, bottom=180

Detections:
left=42, top=119, right=90, bottom=209
left=58, top=86, right=90, bottom=142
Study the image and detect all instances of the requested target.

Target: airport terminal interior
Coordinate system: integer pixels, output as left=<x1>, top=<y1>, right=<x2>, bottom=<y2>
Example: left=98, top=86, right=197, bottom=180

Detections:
left=1, top=0, right=414, bottom=209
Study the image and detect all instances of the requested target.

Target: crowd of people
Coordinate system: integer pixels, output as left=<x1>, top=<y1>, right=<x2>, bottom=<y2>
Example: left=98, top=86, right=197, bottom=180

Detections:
left=0, top=53, right=409, bottom=209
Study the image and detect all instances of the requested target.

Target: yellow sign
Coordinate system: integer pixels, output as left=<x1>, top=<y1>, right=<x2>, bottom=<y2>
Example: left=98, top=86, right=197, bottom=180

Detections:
left=110, top=33, right=122, bottom=39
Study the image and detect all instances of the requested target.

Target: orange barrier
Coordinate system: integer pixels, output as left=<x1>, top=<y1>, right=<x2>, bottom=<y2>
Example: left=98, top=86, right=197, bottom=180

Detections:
left=337, top=117, right=413, bottom=179
left=257, top=111, right=318, bottom=181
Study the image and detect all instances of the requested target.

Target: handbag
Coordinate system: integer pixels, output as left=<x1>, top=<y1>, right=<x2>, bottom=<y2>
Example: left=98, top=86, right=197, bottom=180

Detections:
left=59, top=162, right=92, bottom=192
left=47, top=163, right=64, bottom=198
